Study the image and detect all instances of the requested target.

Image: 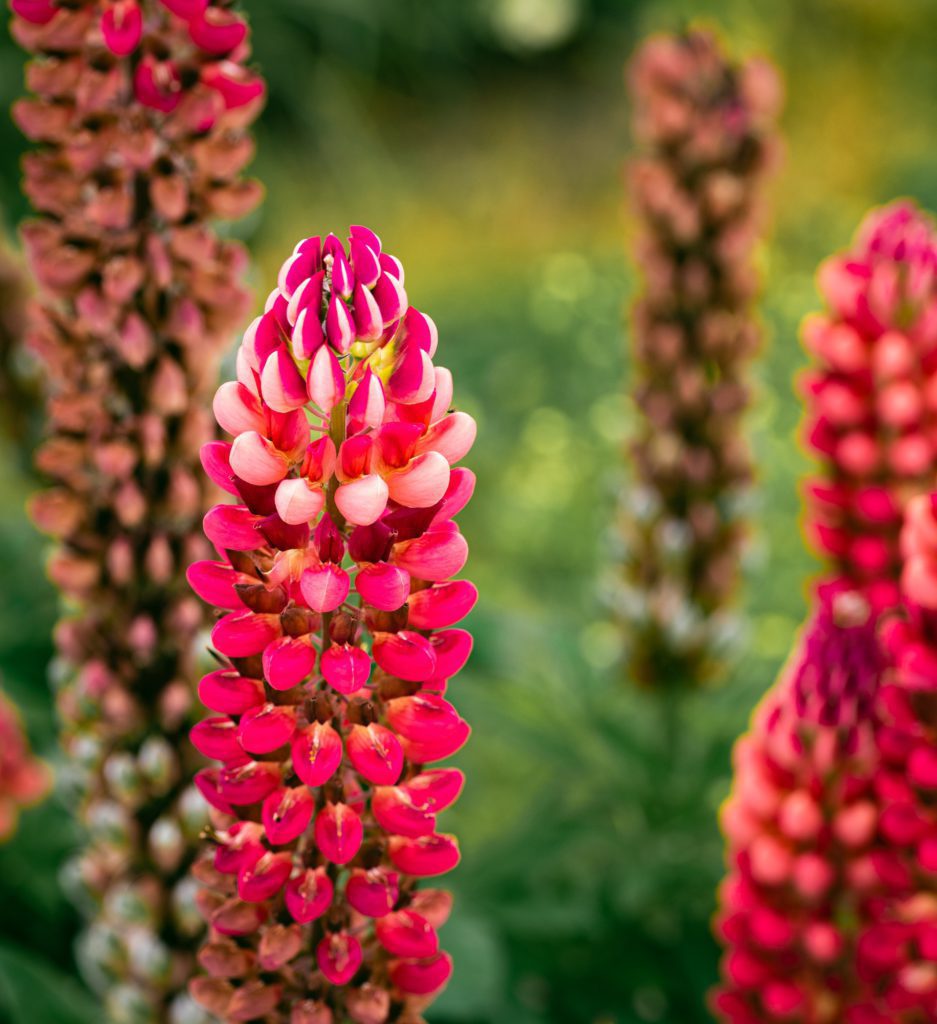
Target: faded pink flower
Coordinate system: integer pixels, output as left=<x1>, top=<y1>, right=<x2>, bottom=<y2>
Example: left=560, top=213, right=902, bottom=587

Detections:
left=187, top=226, right=475, bottom=1021
left=10, top=0, right=263, bottom=1018
left=621, top=29, right=782, bottom=685
left=0, top=688, right=51, bottom=842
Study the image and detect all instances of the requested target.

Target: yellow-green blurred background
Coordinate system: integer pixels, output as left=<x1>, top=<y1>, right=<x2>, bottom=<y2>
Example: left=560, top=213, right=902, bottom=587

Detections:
left=1, top=0, right=936, bottom=1021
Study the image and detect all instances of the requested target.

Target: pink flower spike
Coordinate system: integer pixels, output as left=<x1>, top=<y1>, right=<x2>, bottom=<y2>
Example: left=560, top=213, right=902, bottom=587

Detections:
left=355, top=563, right=411, bottom=611
left=347, top=724, right=404, bottom=785
left=230, top=431, right=290, bottom=486
left=285, top=868, right=333, bottom=924
left=238, top=852, right=292, bottom=903
left=198, top=670, right=266, bottom=716
left=345, top=868, right=399, bottom=918
left=420, top=412, right=477, bottom=465
left=262, top=635, right=316, bottom=691
left=262, top=786, right=314, bottom=846
left=373, top=631, right=438, bottom=682
left=211, top=611, right=280, bottom=658
left=388, top=834, right=460, bottom=877
left=389, top=952, right=453, bottom=996
left=261, top=348, right=309, bottom=413
left=316, top=932, right=362, bottom=986
left=101, top=1, right=143, bottom=57
left=321, top=643, right=372, bottom=694
left=386, top=451, right=451, bottom=508
left=292, top=306, right=326, bottom=361
left=291, top=722, right=342, bottom=787
left=407, top=581, right=478, bottom=629
left=188, top=7, right=248, bottom=55
left=191, top=717, right=243, bottom=762
left=376, top=909, right=438, bottom=959
left=200, top=441, right=240, bottom=497
left=237, top=703, right=297, bottom=755
left=393, top=525, right=469, bottom=581
left=352, top=282, right=383, bottom=342
left=373, top=272, right=407, bottom=327
left=299, top=564, right=350, bottom=613
left=306, top=345, right=346, bottom=414
left=335, top=474, right=390, bottom=527
left=315, top=802, right=364, bottom=865
left=186, top=560, right=243, bottom=610
left=325, top=294, right=355, bottom=355
left=274, top=477, right=325, bottom=526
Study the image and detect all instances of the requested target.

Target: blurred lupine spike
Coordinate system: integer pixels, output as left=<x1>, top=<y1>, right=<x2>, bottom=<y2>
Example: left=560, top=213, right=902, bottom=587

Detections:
left=0, top=687, right=51, bottom=843
left=802, top=200, right=937, bottom=614
left=10, top=1, right=264, bottom=1019
left=714, top=590, right=891, bottom=1021
left=187, top=226, right=476, bottom=1021
left=619, top=28, right=782, bottom=686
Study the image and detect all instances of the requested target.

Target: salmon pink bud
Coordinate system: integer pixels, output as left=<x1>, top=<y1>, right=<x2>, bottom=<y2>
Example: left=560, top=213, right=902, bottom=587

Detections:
left=345, top=868, right=399, bottom=917
left=274, top=477, right=325, bottom=526
left=317, top=932, right=362, bottom=986
left=336, top=474, right=389, bottom=527
left=263, top=635, right=316, bottom=691
left=230, top=431, right=290, bottom=485
left=101, top=1, right=142, bottom=56
left=291, top=723, right=342, bottom=787
left=347, top=724, right=404, bottom=785
left=389, top=951, right=453, bottom=996
left=356, top=563, right=411, bottom=611
left=321, top=644, right=372, bottom=694
left=315, top=802, right=363, bottom=864
left=214, top=381, right=266, bottom=437
left=238, top=703, right=296, bottom=754
left=211, top=899, right=268, bottom=938
left=285, top=868, right=333, bottom=924
left=258, top=924, right=303, bottom=972
left=410, top=888, right=454, bottom=928
left=238, top=852, right=292, bottom=903
left=386, top=451, right=451, bottom=508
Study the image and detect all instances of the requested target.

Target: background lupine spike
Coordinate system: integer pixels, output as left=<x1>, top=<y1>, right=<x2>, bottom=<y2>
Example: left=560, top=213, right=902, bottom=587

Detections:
left=187, top=226, right=476, bottom=1022
left=801, top=199, right=937, bottom=613
left=0, top=685, right=51, bottom=844
left=10, top=2, right=264, bottom=1020
left=618, top=28, right=782, bottom=686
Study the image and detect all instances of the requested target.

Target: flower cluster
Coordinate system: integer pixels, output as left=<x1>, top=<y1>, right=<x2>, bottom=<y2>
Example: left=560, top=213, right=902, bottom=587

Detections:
left=715, top=590, right=888, bottom=1022
left=0, top=688, right=51, bottom=843
left=802, top=201, right=937, bottom=613
left=187, top=226, right=476, bottom=1022
left=11, top=1, right=263, bottom=1020
left=620, top=28, right=782, bottom=685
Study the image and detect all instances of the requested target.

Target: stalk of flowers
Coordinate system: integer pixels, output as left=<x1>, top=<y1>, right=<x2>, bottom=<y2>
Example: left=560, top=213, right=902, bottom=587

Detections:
left=186, top=225, right=477, bottom=1023
left=714, top=588, right=890, bottom=1022
left=0, top=686, right=51, bottom=843
left=855, top=492, right=937, bottom=1020
left=620, top=28, right=782, bottom=686
left=10, top=2, right=264, bottom=1020
left=801, top=200, right=937, bottom=614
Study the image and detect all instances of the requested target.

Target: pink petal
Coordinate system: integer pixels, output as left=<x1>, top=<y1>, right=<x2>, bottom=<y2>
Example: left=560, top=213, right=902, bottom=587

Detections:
left=194, top=768, right=235, bottom=814
left=188, top=7, right=247, bottom=54
left=278, top=248, right=318, bottom=301
left=274, top=477, right=325, bottom=526
left=200, top=441, right=240, bottom=497
left=291, top=722, right=342, bottom=787
left=335, top=474, right=389, bottom=527
left=404, top=768, right=465, bottom=815
left=430, top=629, right=473, bottom=678
left=332, top=250, right=354, bottom=299
left=299, top=564, right=350, bottom=613
left=350, top=225, right=382, bottom=256
left=159, top=0, right=207, bottom=16
left=187, top=560, right=243, bottom=610
left=320, top=644, right=372, bottom=695
left=238, top=703, right=297, bottom=754
left=316, top=932, right=362, bottom=986
left=379, top=252, right=404, bottom=282
left=261, top=348, right=309, bottom=413
left=101, top=0, right=142, bottom=56
left=352, top=281, right=383, bottom=342
left=238, top=852, right=292, bottom=903
left=371, top=786, right=436, bottom=838
left=212, top=612, right=281, bottom=658
left=432, top=468, right=476, bottom=525
left=386, top=451, right=451, bottom=508
left=401, top=717, right=471, bottom=763
left=393, top=525, right=468, bottom=581
left=389, top=952, right=453, bottom=996
left=210, top=898, right=268, bottom=938
left=407, top=581, right=478, bottom=629
left=213, top=381, right=266, bottom=437
left=429, top=367, right=454, bottom=422
left=306, top=345, right=346, bottom=414
left=315, top=802, right=363, bottom=865
left=292, top=305, right=326, bottom=361
left=325, top=294, right=354, bottom=354
left=262, top=786, right=315, bottom=845
left=410, top=889, right=454, bottom=929
left=198, top=670, right=266, bottom=715
left=355, top=562, right=411, bottom=611
left=346, top=724, right=404, bottom=785
left=203, top=504, right=262, bottom=552
left=388, top=343, right=435, bottom=405
left=262, top=635, right=316, bottom=691
left=214, top=822, right=265, bottom=876
left=376, top=909, right=438, bottom=958
left=345, top=868, right=399, bottom=918
left=374, top=272, right=407, bottom=326
left=401, top=307, right=438, bottom=357
left=230, top=431, right=290, bottom=486
left=350, top=238, right=381, bottom=288
left=191, top=717, right=243, bottom=762
left=386, top=694, right=465, bottom=744
left=287, top=270, right=324, bottom=329
left=10, top=0, right=57, bottom=24
left=419, top=412, right=476, bottom=465
left=373, top=631, right=438, bottom=682
left=219, top=760, right=282, bottom=806
left=348, top=367, right=386, bottom=432
left=388, top=834, right=460, bottom=877
left=285, top=868, right=333, bottom=924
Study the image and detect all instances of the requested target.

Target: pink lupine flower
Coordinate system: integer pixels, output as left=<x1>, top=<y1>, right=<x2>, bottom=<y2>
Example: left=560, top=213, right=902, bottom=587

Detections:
left=0, top=688, right=51, bottom=842
left=188, top=226, right=475, bottom=1020
left=714, top=589, right=894, bottom=1022
left=10, top=0, right=263, bottom=1017
left=620, top=29, right=782, bottom=685
left=802, top=201, right=937, bottom=613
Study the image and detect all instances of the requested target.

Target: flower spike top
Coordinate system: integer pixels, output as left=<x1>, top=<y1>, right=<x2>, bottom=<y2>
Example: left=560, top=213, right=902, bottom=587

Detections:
left=0, top=688, right=51, bottom=843
left=802, top=200, right=937, bottom=612
left=188, top=226, right=477, bottom=1022
left=620, top=28, right=782, bottom=686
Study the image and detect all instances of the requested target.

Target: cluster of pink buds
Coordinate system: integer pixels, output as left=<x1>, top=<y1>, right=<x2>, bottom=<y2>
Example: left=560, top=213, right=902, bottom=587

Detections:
left=187, top=225, right=476, bottom=1023
left=802, top=200, right=937, bottom=613
left=858, top=493, right=937, bottom=1020
left=714, top=589, right=889, bottom=1022
left=10, top=1, right=263, bottom=1020
left=620, top=28, right=782, bottom=685
left=0, top=687, right=51, bottom=843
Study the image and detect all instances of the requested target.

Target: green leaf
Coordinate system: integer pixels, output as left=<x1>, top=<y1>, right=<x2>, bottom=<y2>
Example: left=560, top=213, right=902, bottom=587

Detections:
left=0, top=942, right=99, bottom=1024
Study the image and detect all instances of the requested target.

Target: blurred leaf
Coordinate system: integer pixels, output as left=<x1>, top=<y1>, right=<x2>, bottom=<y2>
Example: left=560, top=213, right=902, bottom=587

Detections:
left=0, top=943, right=98, bottom=1024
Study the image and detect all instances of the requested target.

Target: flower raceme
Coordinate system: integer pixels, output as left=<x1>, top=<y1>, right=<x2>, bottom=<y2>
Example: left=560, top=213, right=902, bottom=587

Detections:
left=0, top=688, right=51, bottom=843
left=802, top=201, right=937, bottom=612
left=187, top=226, right=477, bottom=1022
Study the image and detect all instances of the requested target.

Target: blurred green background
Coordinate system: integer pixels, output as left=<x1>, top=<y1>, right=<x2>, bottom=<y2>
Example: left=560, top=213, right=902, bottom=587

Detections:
left=1, top=0, right=937, bottom=1021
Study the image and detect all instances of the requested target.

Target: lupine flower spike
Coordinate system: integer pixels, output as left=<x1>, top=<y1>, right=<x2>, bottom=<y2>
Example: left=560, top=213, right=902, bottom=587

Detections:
left=10, top=1, right=264, bottom=1019
left=802, top=201, right=937, bottom=613
left=715, top=590, right=889, bottom=1022
left=619, top=29, right=782, bottom=685
left=0, top=687, right=51, bottom=842
left=187, top=226, right=477, bottom=1023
